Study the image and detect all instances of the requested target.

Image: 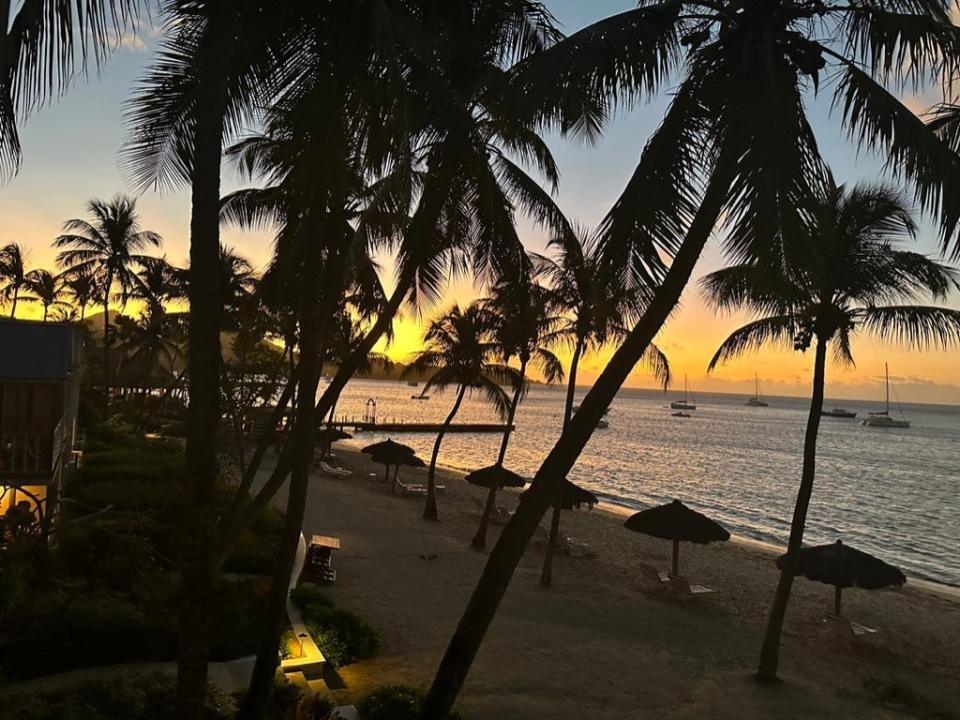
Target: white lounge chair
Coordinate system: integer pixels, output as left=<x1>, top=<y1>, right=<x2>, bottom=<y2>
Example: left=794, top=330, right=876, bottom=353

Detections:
left=637, top=562, right=671, bottom=584
left=824, top=612, right=878, bottom=640
left=666, top=575, right=717, bottom=597
left=397, top=480, right=445, bottom=496
left=318, top=460, right=351, bottom=477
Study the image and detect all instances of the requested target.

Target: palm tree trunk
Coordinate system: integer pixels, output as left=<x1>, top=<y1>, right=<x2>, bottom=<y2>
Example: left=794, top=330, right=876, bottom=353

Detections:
left=757, top=335, right=828, bottom=681
left=228, top=376, right=297, bottom=509
left=42, top=304, right=48, bottom=322
left=540, top=344, right=581, bottom=583
left=214, top=179, right=447, bottom=555
left=238, top=225, right=327, bottom=720
left=420, top=152, right=736, bottom=720
left=472, top=359, right=526, bottom=550
left=10, top=286, right=18, bottom=318
left=79, top=302, right=85, bottom=321
left=102, top=268, right=113, bottom=405
left=562, top=341, right=582, bottom=432
left=425, top=384, right=466, bottom=521
left=175, top=15, right=232, bottom=720
left=540, top=505, right=562, bottom=586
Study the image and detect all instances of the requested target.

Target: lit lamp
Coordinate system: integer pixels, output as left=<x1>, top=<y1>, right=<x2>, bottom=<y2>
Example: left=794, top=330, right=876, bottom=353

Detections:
left=297, top=632, right=309, bottom=658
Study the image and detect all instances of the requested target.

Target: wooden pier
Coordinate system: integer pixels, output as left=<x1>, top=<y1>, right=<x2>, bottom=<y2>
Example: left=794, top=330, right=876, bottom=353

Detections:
left=335, top=421, right=513, bottom=434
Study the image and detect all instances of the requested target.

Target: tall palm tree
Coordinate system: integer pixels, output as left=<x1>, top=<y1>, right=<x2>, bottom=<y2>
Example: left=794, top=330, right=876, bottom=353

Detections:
left=62, top=269, right=99, bottom=321
left=471, top=278, right=563, bottom=550
left=405, top=303, right=518, bottom=521
left=123, top=4, right=317, bottom=713
left=536, top=227, right=648, bottom=432
left=702, top=177, right=960, bottom=681
left=54, top=195, right=161, bottom=396
left=0, top=1, right=141, bottom=178
left=0, top=243, right=27, bottom=317
left=423, top=2, right=960, bottom=712
left=21, top=269, right=68, bottom=321
left=214, top=0, right=573, bottom=580
left=130, top=255, right=186, bottom=315
left=114, top=311, right=183, bottom=390
left=535, top=229, right=671, bottom=585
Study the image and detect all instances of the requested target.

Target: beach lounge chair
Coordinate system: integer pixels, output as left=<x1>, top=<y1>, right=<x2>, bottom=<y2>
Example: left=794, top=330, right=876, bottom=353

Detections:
left=318, top=460, right=351, bottom=477
left=470, top=497, right=513, bottom=524
left=824, top=612, right=878, bottom=641
left=637, top=562, right=671, bottom=584
left=397, top=480, right=445, bottom=496
left=666, top=575, right=717, bottom=597
left=564, top=538, right=596, bottom=558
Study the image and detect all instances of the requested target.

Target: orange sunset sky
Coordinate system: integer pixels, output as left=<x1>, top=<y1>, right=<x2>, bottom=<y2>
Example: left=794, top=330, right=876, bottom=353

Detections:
left=2, top=0, right=959, bottom=404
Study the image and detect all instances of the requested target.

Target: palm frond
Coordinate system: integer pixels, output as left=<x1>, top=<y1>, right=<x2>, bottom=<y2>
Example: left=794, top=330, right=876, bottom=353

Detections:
left=707, top=315, right=798, bottom=372
left=856, top=305, right=960, bottom=350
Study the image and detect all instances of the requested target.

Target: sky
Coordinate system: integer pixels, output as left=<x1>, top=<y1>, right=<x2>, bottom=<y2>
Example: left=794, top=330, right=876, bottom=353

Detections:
left=1, top=1, right=959, bottom=404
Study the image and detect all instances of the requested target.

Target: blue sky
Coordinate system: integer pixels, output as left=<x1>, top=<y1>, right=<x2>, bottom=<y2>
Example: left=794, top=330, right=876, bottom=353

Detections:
left=2, top=1, right=959, bottom=403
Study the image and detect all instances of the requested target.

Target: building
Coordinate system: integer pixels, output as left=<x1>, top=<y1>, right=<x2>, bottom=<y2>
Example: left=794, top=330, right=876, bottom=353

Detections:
left=0, top=319, right=85, bottom=531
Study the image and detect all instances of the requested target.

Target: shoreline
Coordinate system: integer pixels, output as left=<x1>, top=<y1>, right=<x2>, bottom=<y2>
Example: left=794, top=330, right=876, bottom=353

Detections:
left=341, top=442, right=960, bottom=603
left=295, top=446, right=960, bottom=719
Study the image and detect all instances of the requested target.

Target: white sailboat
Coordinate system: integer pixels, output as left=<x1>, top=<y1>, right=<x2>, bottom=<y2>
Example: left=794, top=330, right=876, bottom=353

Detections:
left=670, top=375, right=697, bottom=411
left=862, top=363, right=909, bottom=428
left=745, top=373, right=769, bottom=407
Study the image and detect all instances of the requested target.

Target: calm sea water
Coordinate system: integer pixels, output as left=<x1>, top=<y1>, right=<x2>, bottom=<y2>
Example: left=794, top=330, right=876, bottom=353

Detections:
left=327, top=378, right=960, bottom=587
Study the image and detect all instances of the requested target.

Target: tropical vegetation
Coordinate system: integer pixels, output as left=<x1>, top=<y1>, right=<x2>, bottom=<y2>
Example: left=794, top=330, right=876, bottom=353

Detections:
left=2, top=0, right=960, bottom=718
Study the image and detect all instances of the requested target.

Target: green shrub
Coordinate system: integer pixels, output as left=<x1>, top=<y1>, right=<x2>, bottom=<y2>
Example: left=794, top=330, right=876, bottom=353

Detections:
left=356, top=685, right=460, bottom=720
left=290, top=584, right=335, bottom=610
left=0, top=672, right=230, bottom=720
left=290, top=587, right=378, bottom=666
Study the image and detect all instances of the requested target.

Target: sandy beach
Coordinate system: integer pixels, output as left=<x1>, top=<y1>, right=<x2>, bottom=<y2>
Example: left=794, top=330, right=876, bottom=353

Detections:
left=261, top=445, right=960, bottom=719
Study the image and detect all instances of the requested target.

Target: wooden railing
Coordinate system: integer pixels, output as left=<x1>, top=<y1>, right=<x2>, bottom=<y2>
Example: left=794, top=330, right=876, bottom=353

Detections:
left=0, top=434, right=51, bottom=476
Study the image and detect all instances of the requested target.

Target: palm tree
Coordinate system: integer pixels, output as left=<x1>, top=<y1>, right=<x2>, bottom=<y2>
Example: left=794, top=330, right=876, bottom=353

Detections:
left=536, top=227, right=648, bottom=432
left=535, top=229, right=671, bottom=586
left=424, top=2, right=960, bottom=712
left=114, top=311, right=183, bottom=390
left=21, top=269, right=69, bottom=321
left=54, top=195, right=162, bottom=396
left=0, top=0, right=141, bottom=178
left=213, top=0, right=573, bottom=582
left=123, top=4, right=316, bottom=712
left=471, top=278, right=563, bottom=550
left=702, top=177, right=960, bottom=681
left=405, top=303, right=518, bottom=521
left=130, top=256, right=186, bottom=315
left=0, top=243, right=27, bottom=317
left=62, top=269, right=99, bottom=321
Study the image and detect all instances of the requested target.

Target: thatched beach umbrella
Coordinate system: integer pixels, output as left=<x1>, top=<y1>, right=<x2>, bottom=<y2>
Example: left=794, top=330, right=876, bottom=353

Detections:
left=370, top=449, right=425, bottom=492
left=362, top=438, right=415, bottom=457
left=316, top=427, right=352, bottom=456
left=624, top=499, right=730, bottom=576
left=465, top=465, right=526, bottom=550
left=526, top=479, right=599, bottom=586
left=776, top=539, right=906, bottom=615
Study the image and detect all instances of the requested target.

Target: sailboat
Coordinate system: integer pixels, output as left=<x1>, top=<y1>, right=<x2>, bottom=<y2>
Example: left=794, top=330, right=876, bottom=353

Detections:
left=745, top=373, right=769, bottom=407
left=670, top=375, right=697, bottom=411
left=862, top=363, right=909, bottom=428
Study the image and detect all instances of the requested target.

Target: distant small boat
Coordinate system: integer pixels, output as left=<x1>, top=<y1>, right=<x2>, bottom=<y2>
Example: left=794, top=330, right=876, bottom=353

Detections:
left=407, top=380, right=419, bottom=387
left=862, top=363, right=909, bottom=428
left=573, top=404, right=610, bottom=416
left=670, top=374, right=696, bottom=411
left=596, top=418, right=609, bottom=429
left=672, top=411, right=690, bottom=418
left=822, top=407, right=856, bottom=418
left=411, top=392, right=430, bottom=401
left=745, top=373, right=769, bottom=407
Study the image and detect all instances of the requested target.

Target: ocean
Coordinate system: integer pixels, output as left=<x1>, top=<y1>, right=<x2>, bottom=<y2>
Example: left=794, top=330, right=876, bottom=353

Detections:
left=327, top=378, right=960, bottom=588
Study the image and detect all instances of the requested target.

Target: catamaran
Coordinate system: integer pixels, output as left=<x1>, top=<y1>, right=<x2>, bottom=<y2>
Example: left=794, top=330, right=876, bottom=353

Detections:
left=670, top=375, right=697, bottom=411
left=822, top=407, right=857, bottom=418
left=862, top=363, right=909, bottom=428
left=745, top=373, right=769, bottom=407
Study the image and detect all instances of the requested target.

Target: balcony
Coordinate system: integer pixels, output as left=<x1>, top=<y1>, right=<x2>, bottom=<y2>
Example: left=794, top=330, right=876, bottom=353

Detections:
left=0, top=433, right=54, bottom=482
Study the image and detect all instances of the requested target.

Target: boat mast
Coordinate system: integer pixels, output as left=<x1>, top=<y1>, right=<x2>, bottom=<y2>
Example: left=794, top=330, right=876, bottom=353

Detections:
left=885, top=362, right=890, bottom=414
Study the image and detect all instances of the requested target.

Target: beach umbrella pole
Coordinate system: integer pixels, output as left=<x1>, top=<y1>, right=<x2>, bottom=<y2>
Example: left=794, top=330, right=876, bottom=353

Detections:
left=671, top=540, right=680, bottom=576
left=834, top=585, right=842, bottom=616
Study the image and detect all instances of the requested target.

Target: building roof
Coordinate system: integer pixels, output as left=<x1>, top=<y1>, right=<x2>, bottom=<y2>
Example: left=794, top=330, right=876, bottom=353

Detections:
left=0, top=319, right=81, bottom=381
